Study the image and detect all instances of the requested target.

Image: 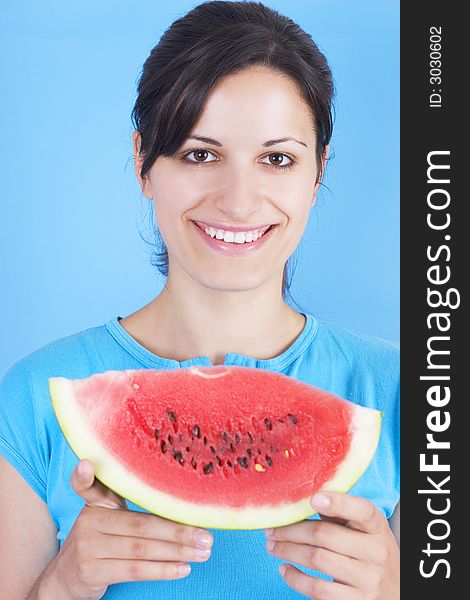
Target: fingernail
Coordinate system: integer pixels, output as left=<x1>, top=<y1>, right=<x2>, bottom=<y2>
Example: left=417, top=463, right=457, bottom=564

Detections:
left=266, top=540, right=275, bottom=552
left=264, top=528, right=274, bottom=537
left=279, top=564, right=287, bottom=577
left=194, top=547, right=211, bottom=559
left=195, top=531, right=212, bottom=548
left=77, top=461, right=91, bottom=478
left=311, top=493, right=330, bottom=508
left=177, top=564, right=191, bottom=577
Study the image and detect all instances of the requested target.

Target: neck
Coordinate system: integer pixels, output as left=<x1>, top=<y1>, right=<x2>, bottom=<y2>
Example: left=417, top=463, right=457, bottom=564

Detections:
left=121, top=268, right=305, bottom=366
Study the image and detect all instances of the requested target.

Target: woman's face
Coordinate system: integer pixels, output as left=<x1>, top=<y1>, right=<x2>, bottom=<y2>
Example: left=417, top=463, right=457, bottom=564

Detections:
left=134, top=66, right=324, bottom=294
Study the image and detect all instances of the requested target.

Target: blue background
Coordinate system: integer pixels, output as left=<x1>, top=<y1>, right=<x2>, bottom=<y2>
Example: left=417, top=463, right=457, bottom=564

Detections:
left=0, top=0, right=399, bottom=375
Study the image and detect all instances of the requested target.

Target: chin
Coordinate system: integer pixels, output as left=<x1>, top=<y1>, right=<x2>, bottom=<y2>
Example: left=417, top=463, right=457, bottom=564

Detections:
left=195, top=270, right=272, bottom=293
left=170, top=249, right=283, bottom=291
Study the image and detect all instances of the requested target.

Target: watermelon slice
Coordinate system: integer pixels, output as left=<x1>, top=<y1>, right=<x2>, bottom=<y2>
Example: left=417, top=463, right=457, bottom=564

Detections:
left=49, top=366, right=382, bottom=530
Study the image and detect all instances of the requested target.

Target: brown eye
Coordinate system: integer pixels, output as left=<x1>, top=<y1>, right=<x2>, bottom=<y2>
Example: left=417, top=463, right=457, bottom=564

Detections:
left=183, top=148, right=217, bottom=164
left=194, top=149, right=209, bottom=162
left=269, top=153, right=285, bottom=165
left=260, top=152, right=294, bottom=169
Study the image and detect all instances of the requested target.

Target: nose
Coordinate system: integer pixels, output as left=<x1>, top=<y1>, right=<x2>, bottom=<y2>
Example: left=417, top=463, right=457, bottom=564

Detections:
left=214, top=163, right=263, bottom=221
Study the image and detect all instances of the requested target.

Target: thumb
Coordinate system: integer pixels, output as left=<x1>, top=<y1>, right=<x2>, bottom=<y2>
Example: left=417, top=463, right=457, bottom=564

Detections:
left=70, top=459, right=127, bottom=510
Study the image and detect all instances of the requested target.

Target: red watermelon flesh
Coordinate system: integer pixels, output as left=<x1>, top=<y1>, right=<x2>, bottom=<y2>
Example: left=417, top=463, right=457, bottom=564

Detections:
left=49, top=366, right=382, bottom=529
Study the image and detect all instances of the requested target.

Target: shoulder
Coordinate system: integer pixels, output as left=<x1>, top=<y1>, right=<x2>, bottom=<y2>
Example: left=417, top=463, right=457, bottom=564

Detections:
left=6, top=325, right=110, bottom=376
left=0, top=322, right=112, bottom=440
left=0, top=322, right=114, bottom=501
left=296, top=315, right=399, bottom=413
left=314, top=318, right=399, bottom=372
left=3, top=322, right=112, bottom=382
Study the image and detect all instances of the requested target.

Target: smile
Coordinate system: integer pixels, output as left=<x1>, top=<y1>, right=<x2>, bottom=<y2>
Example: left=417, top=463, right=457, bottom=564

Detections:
left=192, top=221, right=278, bottom=255
left=201, top=224, right=271, bottom=244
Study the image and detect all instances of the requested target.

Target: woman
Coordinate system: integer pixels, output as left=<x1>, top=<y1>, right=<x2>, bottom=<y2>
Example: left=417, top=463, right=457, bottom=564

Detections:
left=0, top=1, right=400, bottom=598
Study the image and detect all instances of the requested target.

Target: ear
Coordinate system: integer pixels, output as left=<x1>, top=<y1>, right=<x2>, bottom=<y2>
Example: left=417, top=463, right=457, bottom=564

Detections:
left=132, top=130, right=153, bottom=200
left=310, top=144, right=329, bottom=208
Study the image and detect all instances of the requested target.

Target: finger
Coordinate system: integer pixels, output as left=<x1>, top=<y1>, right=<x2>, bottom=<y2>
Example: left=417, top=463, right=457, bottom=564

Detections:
left=265, top=519, right=378, bottom=562
left=320, top=515, right=348, bottom=526
left=279, top=563, right=355, bottom=600
left=70, top=460, right=127, bottom=510
left=311, top=492, right=387, bottom=535
left=94, top=532, right=212, bottom=563
left=91, top=506, right=213, bottom=549
left=267, top=540, right=362, bottom=587
left=83, top=558, right=191, bottom=586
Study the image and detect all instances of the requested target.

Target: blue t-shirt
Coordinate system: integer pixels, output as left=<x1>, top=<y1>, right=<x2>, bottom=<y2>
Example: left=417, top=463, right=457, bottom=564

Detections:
left=0, top=314, right=399, bottom=599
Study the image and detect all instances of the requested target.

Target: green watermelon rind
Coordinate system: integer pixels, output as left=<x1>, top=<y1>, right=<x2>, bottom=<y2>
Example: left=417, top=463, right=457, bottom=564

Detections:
left=49, top=377, right=382, bottom=530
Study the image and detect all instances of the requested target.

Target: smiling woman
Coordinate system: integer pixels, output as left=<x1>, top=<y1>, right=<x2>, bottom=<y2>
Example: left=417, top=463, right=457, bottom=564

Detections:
left=131, top=66, right=324, bottom=308
left=131, top=7, right=332, bottom=307
left=0, top=2, right=399, bottom=600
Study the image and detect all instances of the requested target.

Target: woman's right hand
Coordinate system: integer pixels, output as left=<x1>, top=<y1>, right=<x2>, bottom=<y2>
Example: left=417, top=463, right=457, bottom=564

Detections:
left=44, top=459, right=213, bottom=600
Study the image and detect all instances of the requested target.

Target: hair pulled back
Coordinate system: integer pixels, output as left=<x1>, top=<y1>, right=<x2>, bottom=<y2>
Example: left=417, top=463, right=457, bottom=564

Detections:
left=131, top=0, right=335, bottom=302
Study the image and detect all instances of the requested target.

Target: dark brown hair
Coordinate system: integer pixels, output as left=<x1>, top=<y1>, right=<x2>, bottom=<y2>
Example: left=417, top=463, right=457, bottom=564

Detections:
left=132, top=0, right=335, bottom=303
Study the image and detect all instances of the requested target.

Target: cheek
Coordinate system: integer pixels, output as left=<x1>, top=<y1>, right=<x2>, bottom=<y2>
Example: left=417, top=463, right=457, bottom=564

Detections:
left=152, top=177, right=196, bottom=230
left=273, top=177, right=315, bottom=225
left=150, top=160, right=199, bottom=216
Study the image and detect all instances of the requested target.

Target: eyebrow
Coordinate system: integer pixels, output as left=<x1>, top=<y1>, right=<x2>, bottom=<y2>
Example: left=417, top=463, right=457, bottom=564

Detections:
left=188, top=135, right=308, bottom=148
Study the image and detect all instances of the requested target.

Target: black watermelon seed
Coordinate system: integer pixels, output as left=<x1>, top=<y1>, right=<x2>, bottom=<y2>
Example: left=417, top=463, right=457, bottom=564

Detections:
left=247, top=448, right=253, bottom=457
left=288, top=414, right=298, bottom=425
left=237, top=457, right=249, bottom=468
left=154, top=429, right=160, bottom=439
left=178, top=433, right=183, bottom=442
left=210, top=445, right=216, bottom=455
left=168, top=435, right=173, bottom=445
left=216, top=455, right=222, bottom=466
left=258, top=448, right=262, bottom=454
left=222, top=432, right=229, bottom=442
left=235, top=433, right=241, bottom=444
left=203, top=462, right=214, bottom=475
left=266, top=456, right=273, bottom=467
left=186, top=446, right=190, bottom=452
left=161, top=441, right=167, bottom=453
left=203, top=436, right=208, bottom=445
left=227, top=460, right=233, bottom=467
left=247, top=432, right=254, bottom=442
left=230, top=443, right=235, bottom=452
left=173, top=450, right=184, bottom=464
left=191, top=458, right=197, bottom=469
left=264, top=419, right=272, bottom=430
left=167, top=411, right=176, bottom=422
left=192, top=425, right=201, bottom=438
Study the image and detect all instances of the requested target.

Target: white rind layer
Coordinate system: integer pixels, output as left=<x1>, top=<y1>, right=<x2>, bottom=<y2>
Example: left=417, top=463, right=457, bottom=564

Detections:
left=50, top=377, right=382, bottom=530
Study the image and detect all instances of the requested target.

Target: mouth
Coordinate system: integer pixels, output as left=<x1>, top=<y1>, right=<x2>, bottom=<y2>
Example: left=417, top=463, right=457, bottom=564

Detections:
left=191, top=220, right=279, bottom=255
left=194, top=221, right=276, bottom=243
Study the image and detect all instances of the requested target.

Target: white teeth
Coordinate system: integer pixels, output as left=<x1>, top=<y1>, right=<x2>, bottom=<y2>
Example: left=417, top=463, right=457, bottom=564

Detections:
left=208, top=227, right=217, bottom=238
left=202, top=224, right=271, bottom=244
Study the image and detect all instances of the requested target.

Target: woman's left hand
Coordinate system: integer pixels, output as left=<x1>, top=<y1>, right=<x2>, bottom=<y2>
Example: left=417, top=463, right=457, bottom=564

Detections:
left=265, top=492, right=400, bottom=599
